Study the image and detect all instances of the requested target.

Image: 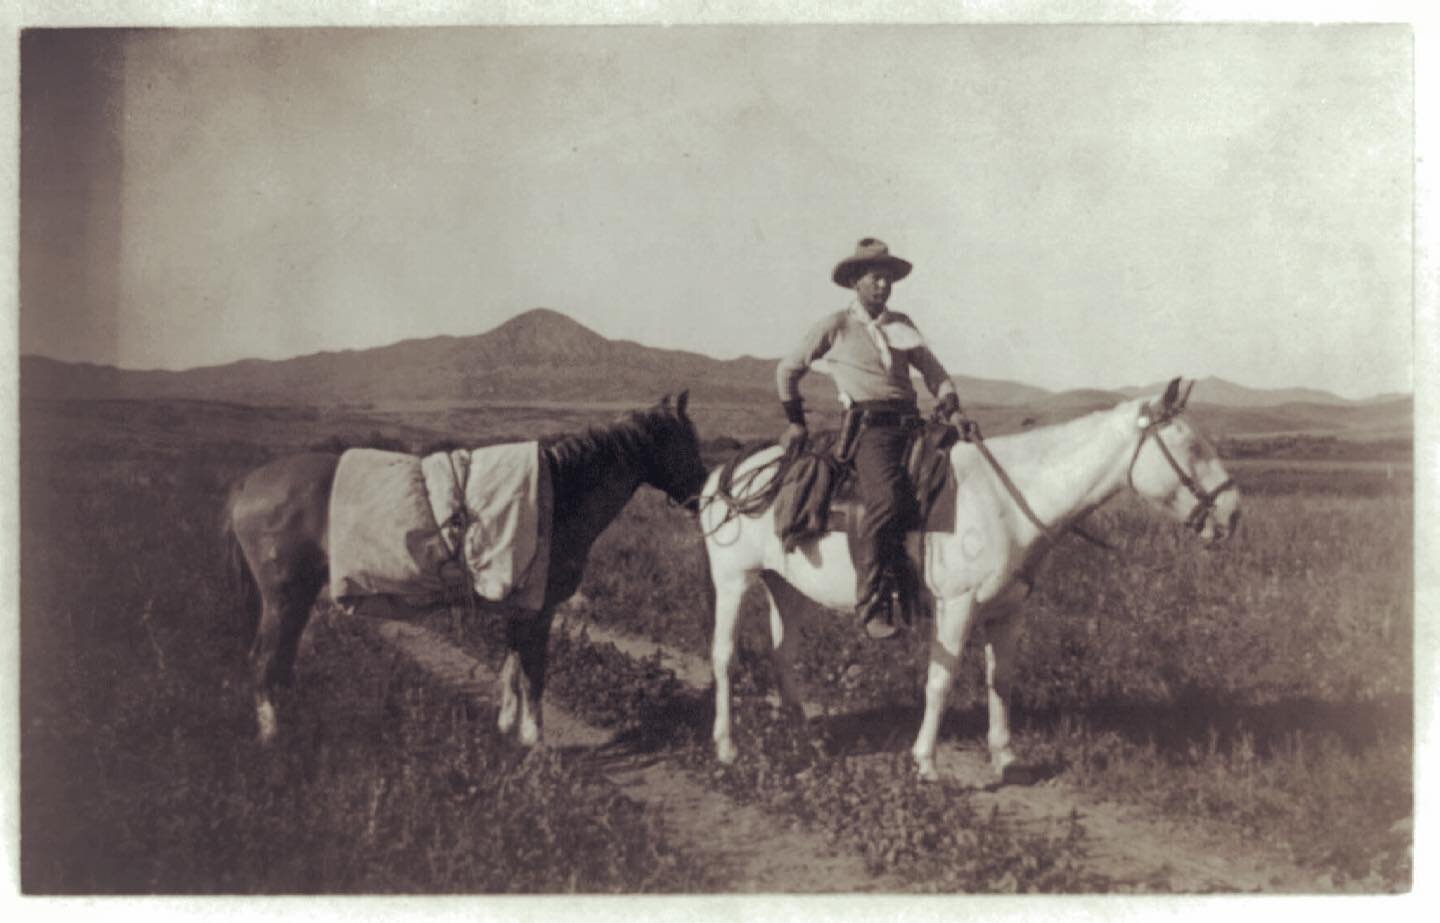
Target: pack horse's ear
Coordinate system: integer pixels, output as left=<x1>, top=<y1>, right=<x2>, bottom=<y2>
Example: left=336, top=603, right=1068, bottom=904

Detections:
left=676, top=390, right=689, bottom=418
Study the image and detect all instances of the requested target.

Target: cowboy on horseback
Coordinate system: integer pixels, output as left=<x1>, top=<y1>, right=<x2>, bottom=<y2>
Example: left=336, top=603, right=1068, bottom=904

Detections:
left=777, top=238, right=978, bottom=641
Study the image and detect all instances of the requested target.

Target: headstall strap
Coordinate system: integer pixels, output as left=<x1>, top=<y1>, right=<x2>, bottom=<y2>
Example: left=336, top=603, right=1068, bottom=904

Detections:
left=1129, top=390, right=1235, bottom=532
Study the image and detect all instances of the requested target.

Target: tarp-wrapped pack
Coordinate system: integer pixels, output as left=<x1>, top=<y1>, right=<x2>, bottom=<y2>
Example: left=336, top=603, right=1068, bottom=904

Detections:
left=327, top=442, right=552, bottom=613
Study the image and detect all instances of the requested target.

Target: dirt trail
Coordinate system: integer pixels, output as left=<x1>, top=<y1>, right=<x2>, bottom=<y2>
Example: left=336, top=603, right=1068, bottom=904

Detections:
left=557, top=618, right=1324, bottom=893
left=364, top=619, right=899, bottom=893
left=362, top=609, right=1322, bottom=892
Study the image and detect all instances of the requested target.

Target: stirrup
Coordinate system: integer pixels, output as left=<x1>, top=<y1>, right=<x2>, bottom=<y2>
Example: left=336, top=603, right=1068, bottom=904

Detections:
left=864, top=617, right=901, bottom=641
left=858, top=597, right=901, bottom=641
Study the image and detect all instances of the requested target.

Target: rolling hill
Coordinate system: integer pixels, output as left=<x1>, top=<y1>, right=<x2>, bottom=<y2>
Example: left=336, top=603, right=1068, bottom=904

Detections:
left=21, top=308, right=1063, bottom=409
left=1115, top=377, right=1364, bottom=408
left=20, top=308, right=1411, bottom=440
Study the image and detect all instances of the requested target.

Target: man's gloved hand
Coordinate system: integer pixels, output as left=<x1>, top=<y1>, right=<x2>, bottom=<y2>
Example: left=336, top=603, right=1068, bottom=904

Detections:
left=780, top=399, right=808, bottom=453
left=937, top=393, right=981, bottom=441
left=936, top=392, right=963, bottom=422
left=780, top=422, right=808, bottom=454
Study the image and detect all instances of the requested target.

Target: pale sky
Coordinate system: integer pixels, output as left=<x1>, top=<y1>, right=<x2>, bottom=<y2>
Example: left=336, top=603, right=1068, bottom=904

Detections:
left=18, top=21, right=1415, bottom=398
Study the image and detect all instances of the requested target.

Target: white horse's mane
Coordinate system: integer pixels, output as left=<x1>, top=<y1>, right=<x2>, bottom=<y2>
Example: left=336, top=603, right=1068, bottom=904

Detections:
left=981, top=397, right=1148, bottom=462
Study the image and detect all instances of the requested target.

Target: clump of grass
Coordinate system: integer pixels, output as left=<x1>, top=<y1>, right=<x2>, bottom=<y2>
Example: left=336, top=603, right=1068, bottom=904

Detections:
left=577, top=490, right=714, bottom=652
left=543, top=629, right=708, bottom=753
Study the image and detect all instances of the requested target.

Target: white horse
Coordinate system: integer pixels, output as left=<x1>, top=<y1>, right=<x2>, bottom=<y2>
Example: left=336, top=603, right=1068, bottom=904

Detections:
left=698, top=377, right=1240, bottom=782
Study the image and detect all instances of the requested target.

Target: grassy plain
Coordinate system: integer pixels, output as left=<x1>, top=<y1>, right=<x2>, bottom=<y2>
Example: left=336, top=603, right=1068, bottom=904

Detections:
left=18, top=395, right=1414, bottom=892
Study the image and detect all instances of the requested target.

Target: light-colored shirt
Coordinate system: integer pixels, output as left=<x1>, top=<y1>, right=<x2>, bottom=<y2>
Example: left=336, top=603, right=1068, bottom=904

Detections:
left=776, top=302, right=958, bottom=407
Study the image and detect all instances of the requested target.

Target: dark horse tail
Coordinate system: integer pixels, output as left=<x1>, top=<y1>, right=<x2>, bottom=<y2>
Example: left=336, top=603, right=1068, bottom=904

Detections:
left=221, top=480, right=261, bottom=651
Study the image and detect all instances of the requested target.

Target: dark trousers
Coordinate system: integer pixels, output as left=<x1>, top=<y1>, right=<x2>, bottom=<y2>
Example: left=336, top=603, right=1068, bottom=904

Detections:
left=850, top=422, right=917, bottom=609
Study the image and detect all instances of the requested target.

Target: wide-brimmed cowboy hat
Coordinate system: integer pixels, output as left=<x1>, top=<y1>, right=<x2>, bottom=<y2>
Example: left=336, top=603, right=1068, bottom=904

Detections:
left=831, top=237, right=913, bottom=288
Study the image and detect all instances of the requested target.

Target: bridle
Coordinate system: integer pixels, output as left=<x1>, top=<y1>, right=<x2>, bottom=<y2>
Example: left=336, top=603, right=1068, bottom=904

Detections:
left=971, top=383, right=1235, bottom=572
left=1126, top=387, right=1237, bottom=535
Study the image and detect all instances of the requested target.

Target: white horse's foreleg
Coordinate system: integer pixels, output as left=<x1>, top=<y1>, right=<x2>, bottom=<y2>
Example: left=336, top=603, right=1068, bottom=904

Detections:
left=759, top=572, right=807, bottom=724
left=983, top=610, right=1022, bottom=779
left=711, top=571, right=748, bottom=765
left=517, top=679, right=542, bottom=748
left=912, top=593, right=977, bottom=782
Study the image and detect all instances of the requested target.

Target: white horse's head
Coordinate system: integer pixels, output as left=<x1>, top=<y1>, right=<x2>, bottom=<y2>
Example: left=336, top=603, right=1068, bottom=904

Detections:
left=1125, top=377, right=1241, bottom=545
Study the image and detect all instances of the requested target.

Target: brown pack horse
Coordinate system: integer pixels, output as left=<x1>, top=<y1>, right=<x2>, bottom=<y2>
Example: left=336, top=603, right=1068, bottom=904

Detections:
left=223, top=392, right=706, bottom=747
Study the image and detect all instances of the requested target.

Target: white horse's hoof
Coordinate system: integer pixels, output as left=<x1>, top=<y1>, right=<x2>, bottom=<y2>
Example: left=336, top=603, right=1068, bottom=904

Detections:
left=991, top=748, right=1018, bottom=778
left=497, top=700, right=518, bottom=735
left=256, top=701, right=278, bottom=744
left=518, top=720, right=542, bottom=748
left=914, top=757, right=940, bottom=783
left=715, top=739, right=738, bottom=765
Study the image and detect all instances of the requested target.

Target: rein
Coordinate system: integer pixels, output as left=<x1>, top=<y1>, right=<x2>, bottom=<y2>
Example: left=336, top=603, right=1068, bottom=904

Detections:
left=698, top=442, right=789, bottom=540
left=968, top=391, right=1234, bottom=594
left=970, top=436, right=1120, bottom=553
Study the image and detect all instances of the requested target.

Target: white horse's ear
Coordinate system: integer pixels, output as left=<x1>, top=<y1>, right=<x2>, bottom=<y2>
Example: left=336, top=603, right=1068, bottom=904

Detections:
left=1179, top=380, right=1196, bottom=409
left=1162, top=377, right=1182, bottom=409
left=1137, top=404, right=1153, bottom=429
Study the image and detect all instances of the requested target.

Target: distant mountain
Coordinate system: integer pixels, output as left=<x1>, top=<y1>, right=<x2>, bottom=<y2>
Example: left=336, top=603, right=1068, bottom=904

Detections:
left=21, top=309, right=1409, bottom=425
left=1116, top=376, right=1365, bottom=408
left=1037, top=388, right=1132, bottom=410
left=947, top=375, right=1054, bottom=407
left=23, top=308, right=761, bottom=407
left=1357, top=391, right=1412, bottom=405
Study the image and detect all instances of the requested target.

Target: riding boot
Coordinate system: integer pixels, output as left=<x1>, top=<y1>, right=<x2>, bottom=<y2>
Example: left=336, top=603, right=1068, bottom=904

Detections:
left=857, top=585, right=900, bottom=640
left=855, top=563, right=901, bottom=641
left=892, top=555, right=919, bottom=628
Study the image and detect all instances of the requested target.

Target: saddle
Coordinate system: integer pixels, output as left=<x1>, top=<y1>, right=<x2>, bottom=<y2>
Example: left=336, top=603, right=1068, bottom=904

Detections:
left=769, top=419, right=960, bottom=553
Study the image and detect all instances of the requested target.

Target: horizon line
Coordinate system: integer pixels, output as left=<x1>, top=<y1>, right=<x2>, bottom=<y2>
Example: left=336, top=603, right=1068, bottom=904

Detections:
left=16, top=306, right=1413, bottom=404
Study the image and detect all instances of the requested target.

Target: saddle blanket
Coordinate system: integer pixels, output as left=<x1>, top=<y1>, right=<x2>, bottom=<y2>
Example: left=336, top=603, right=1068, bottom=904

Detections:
left=328, top=442, right=552, bottom=613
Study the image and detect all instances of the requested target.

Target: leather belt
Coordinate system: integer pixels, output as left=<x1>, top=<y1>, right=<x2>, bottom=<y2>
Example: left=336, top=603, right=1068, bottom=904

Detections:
left=860, top=411, right=920, bottom=428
